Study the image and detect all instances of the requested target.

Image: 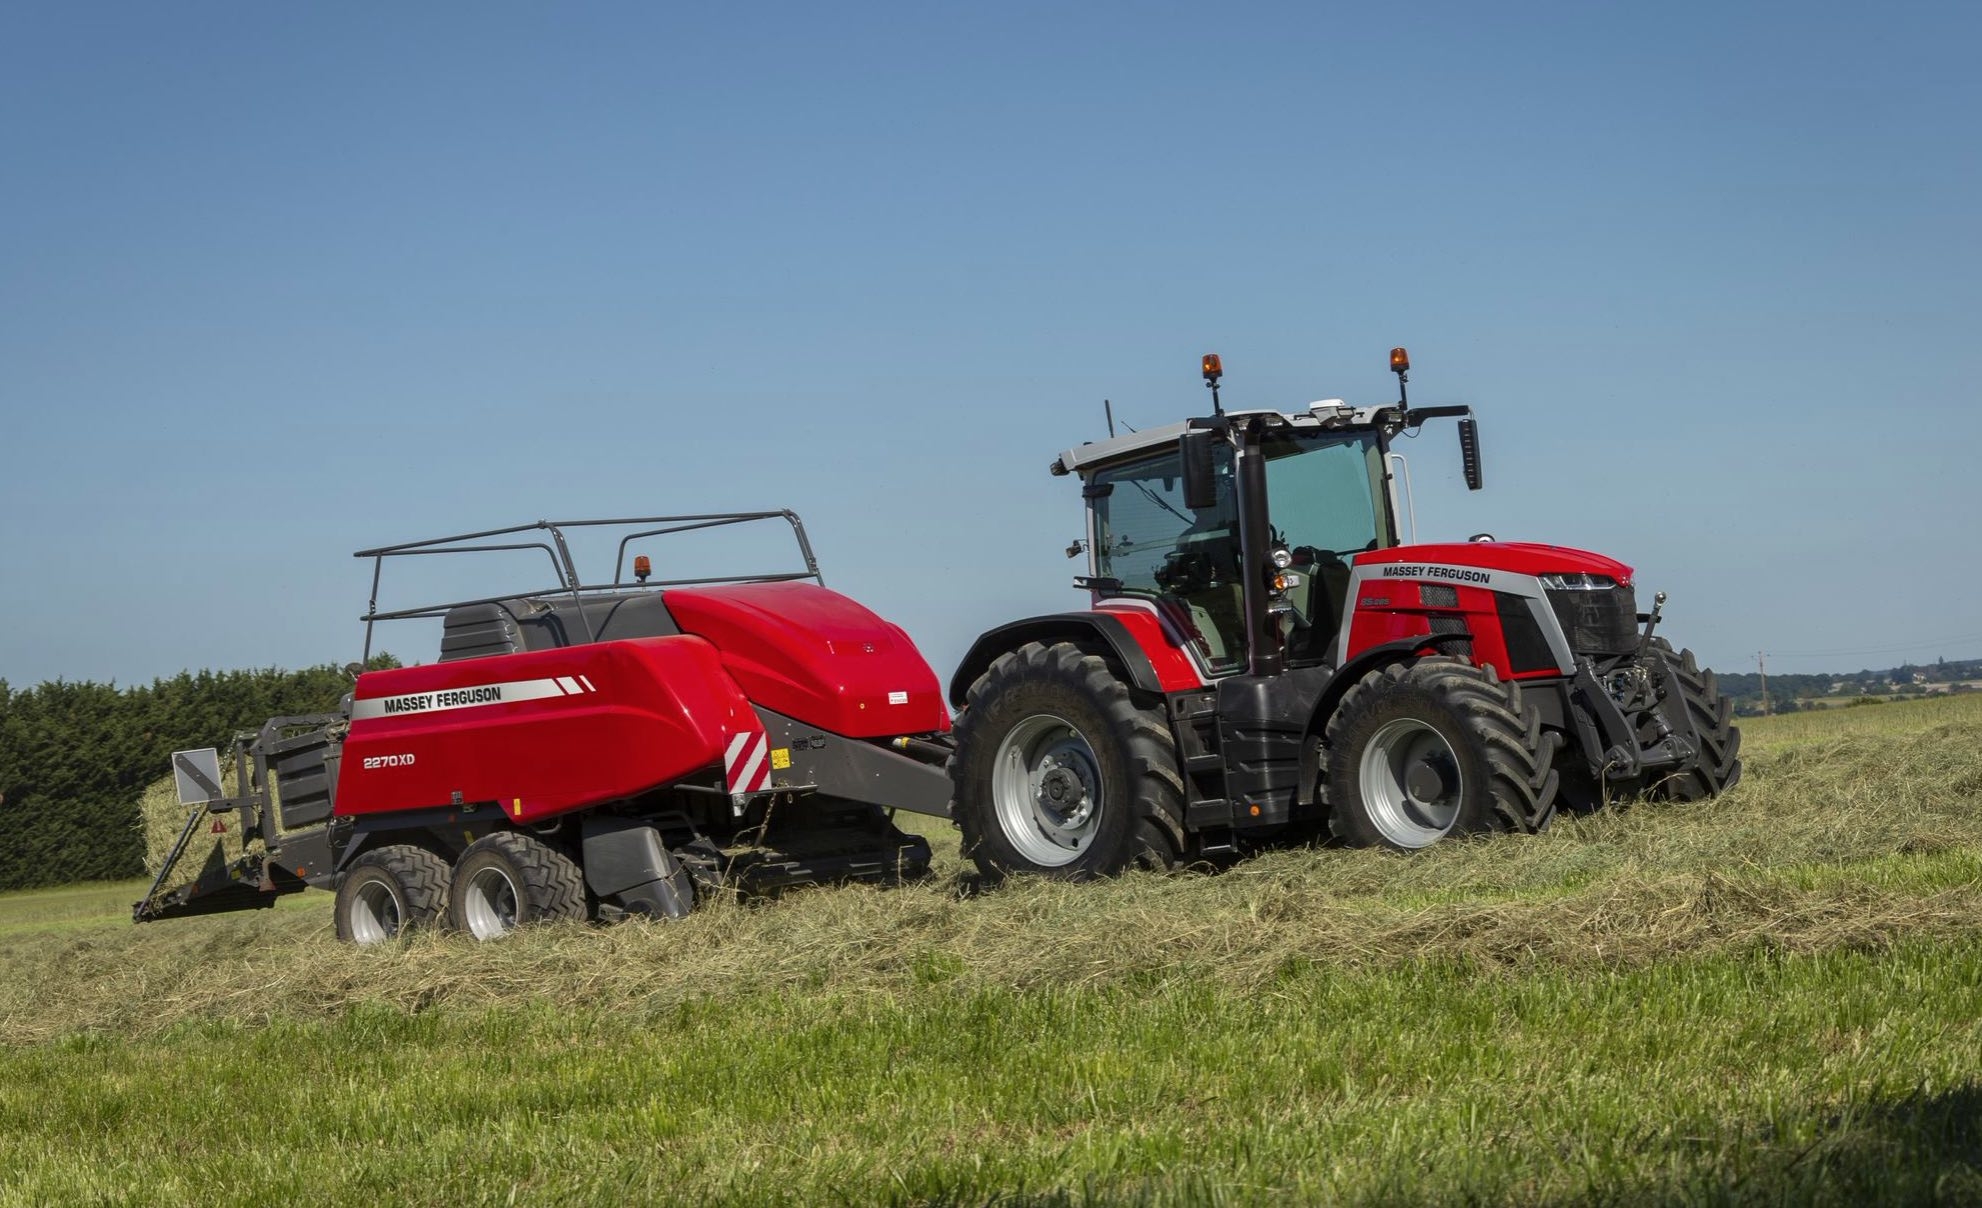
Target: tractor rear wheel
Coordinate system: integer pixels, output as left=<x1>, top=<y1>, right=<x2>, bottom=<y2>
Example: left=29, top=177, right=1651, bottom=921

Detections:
left=1648, top=641, right=1743, bottom=801
left=1325, top=657, right=1559, bottom=850
left=333, top=845, right=449, bottom=945
left=950, top=641, right=1182, bottom=880
left=448, top=831, right=587, bottom=941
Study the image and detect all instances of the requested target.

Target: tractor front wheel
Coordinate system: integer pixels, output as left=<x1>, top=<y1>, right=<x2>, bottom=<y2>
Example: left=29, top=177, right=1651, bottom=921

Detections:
left=333, top=844, right=449, bottom=945
left=950, top=641, right=1182, bottom=880
left=1647, top=641, right=1743, bottom=802
left=1325, top=657, right=1559, bottom=850
left=448, top=831, right=587, bottom=941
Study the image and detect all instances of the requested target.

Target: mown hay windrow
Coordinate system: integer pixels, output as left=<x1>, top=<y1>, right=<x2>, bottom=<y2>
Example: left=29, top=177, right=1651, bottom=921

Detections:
left=10, top=694, right=1973, bottom=1046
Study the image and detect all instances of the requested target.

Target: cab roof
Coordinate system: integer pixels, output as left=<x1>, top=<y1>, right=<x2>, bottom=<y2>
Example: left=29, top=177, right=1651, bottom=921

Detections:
left=1049, top=401, right=1392, bottom=478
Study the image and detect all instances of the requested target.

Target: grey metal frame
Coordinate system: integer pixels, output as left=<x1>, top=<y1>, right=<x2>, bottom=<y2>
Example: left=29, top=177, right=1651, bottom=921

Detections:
left=354, top=511, right=826, bottom=661
left=133, top=714, right=343, bottom=922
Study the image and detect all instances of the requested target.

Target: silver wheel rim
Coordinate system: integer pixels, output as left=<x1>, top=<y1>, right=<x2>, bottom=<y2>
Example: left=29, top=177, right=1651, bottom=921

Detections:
left=991, top=713, right=1103, bottom=867
left=1359, top=718, right=1464, bottom=848
left=347, top=879, right=402, bottom=945
left=461, top=865, right=520, bottom=940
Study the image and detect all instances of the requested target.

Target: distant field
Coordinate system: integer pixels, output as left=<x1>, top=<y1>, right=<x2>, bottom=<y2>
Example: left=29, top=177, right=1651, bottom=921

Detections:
left=1, top=694, right=1978, bottom=1204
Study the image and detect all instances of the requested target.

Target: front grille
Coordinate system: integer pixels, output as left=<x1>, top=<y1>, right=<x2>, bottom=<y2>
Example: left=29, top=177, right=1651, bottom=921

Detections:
left=1547, top=584, right=1638, bottom=656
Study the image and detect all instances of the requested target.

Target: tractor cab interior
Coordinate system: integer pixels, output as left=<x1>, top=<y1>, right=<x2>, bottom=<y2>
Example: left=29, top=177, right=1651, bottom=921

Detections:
left=1089, top=446, right=1249, bottom=674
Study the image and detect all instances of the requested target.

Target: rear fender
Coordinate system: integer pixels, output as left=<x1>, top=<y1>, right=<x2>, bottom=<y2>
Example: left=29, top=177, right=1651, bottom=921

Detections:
left=948, top=611, right=1204, bottom=707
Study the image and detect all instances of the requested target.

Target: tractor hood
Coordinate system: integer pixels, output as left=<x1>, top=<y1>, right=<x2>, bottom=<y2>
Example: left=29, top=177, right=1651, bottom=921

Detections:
left=1357, top=542, right=1634, bottom=585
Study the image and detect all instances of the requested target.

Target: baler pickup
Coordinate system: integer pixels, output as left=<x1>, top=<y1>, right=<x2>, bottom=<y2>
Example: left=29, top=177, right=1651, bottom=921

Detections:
left=134, top=719, right=343, bottom=923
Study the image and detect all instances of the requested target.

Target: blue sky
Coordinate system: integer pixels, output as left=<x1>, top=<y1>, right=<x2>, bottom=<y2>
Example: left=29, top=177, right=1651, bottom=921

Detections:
left=3, top=1, right=1978, bottom=688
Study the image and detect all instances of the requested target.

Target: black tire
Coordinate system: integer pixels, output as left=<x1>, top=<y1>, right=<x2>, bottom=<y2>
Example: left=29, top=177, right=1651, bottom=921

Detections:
left=448, top=831, right=587, bottom=941
left=1325, top=657, right=1560, bottom=850
left=333, top=845, right=449, bottom=945
left=949, top=641, right=1182, bottom=880
left=1648, top=641, right=1743, bottom=802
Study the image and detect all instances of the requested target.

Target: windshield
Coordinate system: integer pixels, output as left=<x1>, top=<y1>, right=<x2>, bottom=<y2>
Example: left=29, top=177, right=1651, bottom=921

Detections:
left=1261, top=430, right=1393, bottom=664
left=1091, top=444, right=1246, bottom=674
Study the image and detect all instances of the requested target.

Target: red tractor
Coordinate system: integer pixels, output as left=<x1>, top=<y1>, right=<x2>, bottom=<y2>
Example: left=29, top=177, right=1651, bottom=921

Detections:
left=945, top=350, right=1740, bottom=876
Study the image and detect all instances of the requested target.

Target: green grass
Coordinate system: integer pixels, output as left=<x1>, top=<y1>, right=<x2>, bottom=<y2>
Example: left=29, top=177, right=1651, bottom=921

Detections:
left=1, top=692, right=1979, bottom=1204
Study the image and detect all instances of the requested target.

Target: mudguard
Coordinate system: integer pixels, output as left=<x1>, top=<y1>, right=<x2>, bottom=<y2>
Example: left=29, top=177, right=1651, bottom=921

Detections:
left=948, top=610, right=1206, bottom=707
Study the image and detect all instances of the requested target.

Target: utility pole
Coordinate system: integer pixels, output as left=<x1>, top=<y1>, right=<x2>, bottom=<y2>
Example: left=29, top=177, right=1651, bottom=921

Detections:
left=1757, top=651, right=1772, bottom=716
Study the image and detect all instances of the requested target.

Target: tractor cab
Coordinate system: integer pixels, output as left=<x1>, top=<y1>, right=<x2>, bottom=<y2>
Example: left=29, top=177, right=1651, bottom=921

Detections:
left=1054, top=349, right=1478, bottom=682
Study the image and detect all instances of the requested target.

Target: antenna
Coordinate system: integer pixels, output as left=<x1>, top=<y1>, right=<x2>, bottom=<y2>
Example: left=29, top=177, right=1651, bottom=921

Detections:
left=1104, top=399, right=1117, bottom=438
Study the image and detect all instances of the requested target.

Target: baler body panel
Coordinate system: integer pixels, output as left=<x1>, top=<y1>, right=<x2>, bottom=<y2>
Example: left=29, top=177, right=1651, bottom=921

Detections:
left=665, top=581, right=948, bottom=738
left=337, top=636, right=759, bottom=825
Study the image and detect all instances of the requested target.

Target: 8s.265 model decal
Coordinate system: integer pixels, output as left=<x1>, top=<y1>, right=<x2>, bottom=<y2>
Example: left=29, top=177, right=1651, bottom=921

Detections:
left=350, top=675, right=598, bottom=721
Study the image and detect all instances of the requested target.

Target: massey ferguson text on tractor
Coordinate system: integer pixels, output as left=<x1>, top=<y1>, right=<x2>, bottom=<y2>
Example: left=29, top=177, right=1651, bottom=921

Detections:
left=944, top=349, right=1741, bottom=877
left=136, top=513, right=953, bottom=941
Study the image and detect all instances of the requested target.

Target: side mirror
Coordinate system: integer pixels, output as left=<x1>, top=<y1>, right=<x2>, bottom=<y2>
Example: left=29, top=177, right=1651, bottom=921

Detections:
left=1180, top=430, right=1219, bottom=511
left=1457, top=418, right=1484, bottom=491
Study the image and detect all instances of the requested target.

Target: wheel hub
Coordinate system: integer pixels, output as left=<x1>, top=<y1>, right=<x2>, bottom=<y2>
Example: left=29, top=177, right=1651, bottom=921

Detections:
left=347, top=881, right=402, bottom=946
left=990, top=714, right=1104, bottom=866
left=462, top=866, right=520, bottom=940
left=1036, top=762, right=1092, bottom=825
left=1404, top=757, right=1453, bottom=804
left=1359, top=717, right=1465, bottom=848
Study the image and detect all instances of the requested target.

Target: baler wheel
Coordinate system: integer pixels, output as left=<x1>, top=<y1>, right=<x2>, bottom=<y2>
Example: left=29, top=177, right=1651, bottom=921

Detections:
left=1324, top=657, right=1559, bottom=850
left=333, top=845, right=450, bottom=945
left=1646, top=640, right=1744, bottom=802
left=449, top=831, right=587, bottom=941
left=950, top=641, right=1182, bottom=880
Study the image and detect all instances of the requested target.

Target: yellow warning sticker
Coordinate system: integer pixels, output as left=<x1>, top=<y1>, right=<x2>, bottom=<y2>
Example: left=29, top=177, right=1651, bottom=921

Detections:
left=770, top=747, right=792, bottom=770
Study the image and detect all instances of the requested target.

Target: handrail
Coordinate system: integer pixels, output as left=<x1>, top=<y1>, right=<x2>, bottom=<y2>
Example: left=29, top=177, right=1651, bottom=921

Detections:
left=355, top=512, right=824, bottom=661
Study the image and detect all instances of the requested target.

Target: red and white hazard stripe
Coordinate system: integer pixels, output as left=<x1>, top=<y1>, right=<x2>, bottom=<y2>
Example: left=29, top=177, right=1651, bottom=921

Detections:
left=724, top=730, right=771, bottom=794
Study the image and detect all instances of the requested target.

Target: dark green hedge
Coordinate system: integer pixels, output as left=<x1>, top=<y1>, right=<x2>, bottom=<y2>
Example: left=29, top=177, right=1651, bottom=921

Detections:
left=0, top=658, right=397, bottom=891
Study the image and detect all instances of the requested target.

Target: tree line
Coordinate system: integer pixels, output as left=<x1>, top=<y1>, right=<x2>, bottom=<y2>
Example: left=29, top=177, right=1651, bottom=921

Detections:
left=0, top=659, right=396, bottom=891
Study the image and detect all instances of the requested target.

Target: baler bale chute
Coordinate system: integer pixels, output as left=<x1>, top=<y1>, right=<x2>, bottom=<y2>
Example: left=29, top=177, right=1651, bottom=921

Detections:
left=136, top=512, right=954, bottom=940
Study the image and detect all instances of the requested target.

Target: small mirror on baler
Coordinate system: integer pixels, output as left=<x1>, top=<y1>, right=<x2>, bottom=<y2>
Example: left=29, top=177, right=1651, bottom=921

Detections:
left=1458, top=418, right=1484, bottom=491
left=1180, top=430, right=1219, bottom=511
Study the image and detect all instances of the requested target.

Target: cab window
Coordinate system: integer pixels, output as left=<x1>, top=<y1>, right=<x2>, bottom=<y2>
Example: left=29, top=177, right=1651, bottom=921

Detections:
left=1091, top=446, right=1245, bottom=673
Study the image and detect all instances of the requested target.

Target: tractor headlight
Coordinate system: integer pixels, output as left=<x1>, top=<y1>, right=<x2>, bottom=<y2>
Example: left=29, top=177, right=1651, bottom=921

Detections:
left=1539, top=573, right=1617, bottom=591
left=1270, top=546, right=1294, bottom=570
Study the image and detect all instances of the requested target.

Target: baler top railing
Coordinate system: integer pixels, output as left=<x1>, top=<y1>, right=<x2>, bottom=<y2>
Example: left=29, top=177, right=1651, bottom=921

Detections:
left=355, top=512, right=826, bottom=662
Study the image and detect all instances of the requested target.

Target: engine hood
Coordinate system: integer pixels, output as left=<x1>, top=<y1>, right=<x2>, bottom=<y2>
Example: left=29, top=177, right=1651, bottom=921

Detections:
left=1356, top=542, right=1634, bottom=585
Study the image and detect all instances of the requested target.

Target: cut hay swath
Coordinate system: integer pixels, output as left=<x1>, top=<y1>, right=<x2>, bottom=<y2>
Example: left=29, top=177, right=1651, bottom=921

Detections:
left=18, top=700, right=1970, bottom=1048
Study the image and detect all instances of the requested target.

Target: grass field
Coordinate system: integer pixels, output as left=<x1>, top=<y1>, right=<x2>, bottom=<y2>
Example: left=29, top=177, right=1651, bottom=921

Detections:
left=2, top=695, right=1979, bottom=1204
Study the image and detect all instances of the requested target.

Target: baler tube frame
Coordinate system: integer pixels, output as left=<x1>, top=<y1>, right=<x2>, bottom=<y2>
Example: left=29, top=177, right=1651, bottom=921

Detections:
left=355, top=512, right=826, bottom=662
